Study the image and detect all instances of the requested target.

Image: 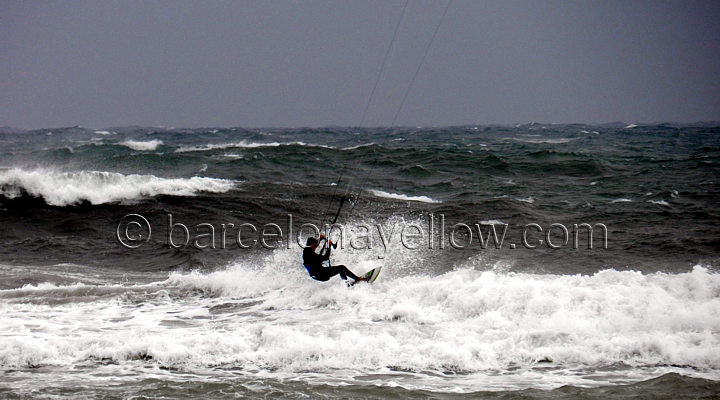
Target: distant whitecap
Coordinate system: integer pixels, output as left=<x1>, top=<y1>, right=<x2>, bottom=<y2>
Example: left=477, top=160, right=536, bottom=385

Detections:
left=369, top=189, right=440, bottom=203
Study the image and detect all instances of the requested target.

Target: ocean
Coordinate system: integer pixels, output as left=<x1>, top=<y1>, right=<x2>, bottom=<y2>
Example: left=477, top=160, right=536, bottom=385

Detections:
left=0, top=123, right=719, bottom=398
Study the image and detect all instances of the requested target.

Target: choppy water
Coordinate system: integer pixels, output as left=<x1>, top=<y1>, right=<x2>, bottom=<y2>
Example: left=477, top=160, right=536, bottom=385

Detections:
left=0, top=123, right=719, bottom=398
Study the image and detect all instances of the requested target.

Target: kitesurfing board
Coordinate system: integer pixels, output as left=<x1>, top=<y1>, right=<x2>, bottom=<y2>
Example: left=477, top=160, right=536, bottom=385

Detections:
left=361, top=267, right=382, bottom=283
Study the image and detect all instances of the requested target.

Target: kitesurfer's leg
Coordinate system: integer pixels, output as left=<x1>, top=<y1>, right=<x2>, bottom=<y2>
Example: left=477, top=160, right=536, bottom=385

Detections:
left=332, top=265, right=361, bottom=281
left=309, top=268, right=332, bottom=281
left=310, top=266, right=362, bottom=282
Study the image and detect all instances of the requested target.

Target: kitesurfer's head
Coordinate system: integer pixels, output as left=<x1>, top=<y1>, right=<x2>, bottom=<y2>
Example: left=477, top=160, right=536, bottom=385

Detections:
left=306, top=237, right=318, bottom=248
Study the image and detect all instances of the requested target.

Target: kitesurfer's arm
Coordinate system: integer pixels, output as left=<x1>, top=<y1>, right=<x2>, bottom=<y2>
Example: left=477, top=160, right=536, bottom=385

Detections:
left=321, top=242, right=332, bottom=260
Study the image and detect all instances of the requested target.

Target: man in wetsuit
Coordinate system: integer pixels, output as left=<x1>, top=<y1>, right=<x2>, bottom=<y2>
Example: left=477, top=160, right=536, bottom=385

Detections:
left=303, top=236, right=365, bottom=283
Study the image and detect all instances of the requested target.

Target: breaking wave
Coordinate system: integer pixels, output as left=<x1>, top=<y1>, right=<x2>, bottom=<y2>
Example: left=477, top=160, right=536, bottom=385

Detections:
left=1, top=260, right=718, bottom=390
left=118, top=139, right=163, bottom=151
left=0, top=168, right=237, bottom=206
left=369, top=189, right=440, bottom=203
left=174, top=141, right=333, bottom=153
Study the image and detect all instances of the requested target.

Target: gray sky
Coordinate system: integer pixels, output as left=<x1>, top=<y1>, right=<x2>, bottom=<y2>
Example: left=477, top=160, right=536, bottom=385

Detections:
left=2, top=0, right=719, bottom=129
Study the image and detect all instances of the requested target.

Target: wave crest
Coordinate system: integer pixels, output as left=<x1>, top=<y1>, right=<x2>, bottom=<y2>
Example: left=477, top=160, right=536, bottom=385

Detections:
left=0, top=168, right=236, bottom=206
left=369, top=189, right=440, bottom=203
left=118, top=139, right=163, bottom=151
left=174, top=140, right=333, bottom=153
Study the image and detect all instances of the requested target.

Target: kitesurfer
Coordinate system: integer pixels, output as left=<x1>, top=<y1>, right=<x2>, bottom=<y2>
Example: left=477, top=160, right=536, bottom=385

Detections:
left=302, top=235, right=365, bottom=283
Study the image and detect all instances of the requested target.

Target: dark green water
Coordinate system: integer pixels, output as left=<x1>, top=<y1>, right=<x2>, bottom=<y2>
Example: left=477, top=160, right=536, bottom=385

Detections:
left=0, top=124, right=718, bottom=398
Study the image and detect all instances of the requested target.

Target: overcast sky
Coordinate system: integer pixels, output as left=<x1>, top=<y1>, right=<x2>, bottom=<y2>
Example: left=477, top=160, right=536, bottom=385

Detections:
left=1, top=0, right=719, bottom=129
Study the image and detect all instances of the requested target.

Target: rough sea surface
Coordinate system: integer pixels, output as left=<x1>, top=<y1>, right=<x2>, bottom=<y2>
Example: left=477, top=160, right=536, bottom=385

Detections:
left=1, top=124, right=719, bottom=398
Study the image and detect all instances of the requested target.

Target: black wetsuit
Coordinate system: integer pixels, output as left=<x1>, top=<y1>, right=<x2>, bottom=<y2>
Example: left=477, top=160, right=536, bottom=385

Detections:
left=303, top=245, right=360, bottom=281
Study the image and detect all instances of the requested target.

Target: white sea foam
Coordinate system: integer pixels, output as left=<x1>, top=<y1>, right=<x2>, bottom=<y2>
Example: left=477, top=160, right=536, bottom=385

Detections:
left=94, top=130, right=114, bottom=135
left=516, top=196, right=535, bottom=203
left=509, top=137, right=573, bottom=144
left=479, top=219, right=506, bottom=225
left=0, top=168, right=236, bottom=206
left=341, top=143, right=376, bottom=150
left=625, top=124, right=638, bottom=129
left=119, top=139, right=163, bottom=151
left=1, top=262, right=719, bottom=391
left=220, top=153, right=244, bottom=160
left=175, top=141, right=333, bottom=153
left=369, top=189, right=440, bottom=203
left=610, top=198, right=633, bottom=203
left=647, top=200, right=670, bottom=206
